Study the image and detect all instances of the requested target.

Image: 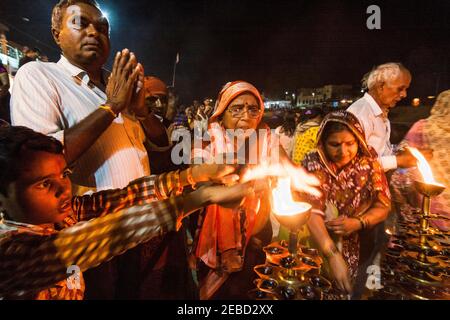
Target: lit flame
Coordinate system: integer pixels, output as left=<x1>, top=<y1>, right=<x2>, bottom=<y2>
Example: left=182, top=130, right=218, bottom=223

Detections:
left=241, top=162, right=321, bottom=197
left=408, top=147, right=444, bottom=186
left=271, top=177, right=311, bottom=216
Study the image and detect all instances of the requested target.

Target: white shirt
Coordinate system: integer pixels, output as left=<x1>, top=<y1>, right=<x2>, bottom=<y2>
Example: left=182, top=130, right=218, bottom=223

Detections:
left=11, top=56, right=150, bottom=192
left=347, top=93, right=397, bottom=171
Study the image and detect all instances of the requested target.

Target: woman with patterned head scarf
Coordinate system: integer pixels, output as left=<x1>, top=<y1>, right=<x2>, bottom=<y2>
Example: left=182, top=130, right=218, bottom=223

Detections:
left=301, top=110, right=391, bottom=297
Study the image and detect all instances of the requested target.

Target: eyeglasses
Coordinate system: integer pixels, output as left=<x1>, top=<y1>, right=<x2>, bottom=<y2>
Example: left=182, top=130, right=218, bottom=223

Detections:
left=145, top=96, right=168, bottom=108
left=227, top=105, right=261, bottom=118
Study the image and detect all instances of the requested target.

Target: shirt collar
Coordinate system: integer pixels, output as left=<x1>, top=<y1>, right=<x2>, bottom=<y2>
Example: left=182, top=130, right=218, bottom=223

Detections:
left=57, top=55, right=87, bottom=79
left=364, top=93, right=383, bottom=117
left=57, top=55, right=110, bottom=87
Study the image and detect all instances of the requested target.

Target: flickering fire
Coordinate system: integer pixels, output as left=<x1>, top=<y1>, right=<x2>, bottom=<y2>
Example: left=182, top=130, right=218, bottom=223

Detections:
left=408, top=147, right=445, bottom=186
left=241, top=162, right=321, bottom=197
left=271, top=177, right=311, bottom=216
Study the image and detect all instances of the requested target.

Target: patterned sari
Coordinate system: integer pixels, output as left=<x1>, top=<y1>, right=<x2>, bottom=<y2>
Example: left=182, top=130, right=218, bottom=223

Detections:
left=302, top=111, right=390, bottom=279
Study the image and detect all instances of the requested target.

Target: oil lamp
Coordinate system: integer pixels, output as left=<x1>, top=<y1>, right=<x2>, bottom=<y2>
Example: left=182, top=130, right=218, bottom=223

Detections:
left=271, top=177, right=312, bottom=256
left=373, top=148, right=449, bottom=300
left=249, top=177, right=332, bottom=300
left=409, top=147, right=446, bottom=263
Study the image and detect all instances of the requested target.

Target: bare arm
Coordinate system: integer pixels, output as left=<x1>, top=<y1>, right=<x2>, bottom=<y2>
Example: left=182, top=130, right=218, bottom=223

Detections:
left=308, top=213, right=337, bottom=256
left=360, top=199, right=390, bottom=229
left=0, top=181, right=255, bottom=297
left=64, top=108, right=118, bottom=165
left=308, top=213, right=352, bottom=293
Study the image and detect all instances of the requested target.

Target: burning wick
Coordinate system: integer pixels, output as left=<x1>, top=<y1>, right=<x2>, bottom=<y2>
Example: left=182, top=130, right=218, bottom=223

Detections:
left=408, top=147, right=445, bottom=187
left=272, top=177, right=311, bottom=216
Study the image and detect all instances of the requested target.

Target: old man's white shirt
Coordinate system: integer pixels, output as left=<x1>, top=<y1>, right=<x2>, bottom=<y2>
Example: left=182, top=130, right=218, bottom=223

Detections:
left=347, top=93, right=397, bottom=171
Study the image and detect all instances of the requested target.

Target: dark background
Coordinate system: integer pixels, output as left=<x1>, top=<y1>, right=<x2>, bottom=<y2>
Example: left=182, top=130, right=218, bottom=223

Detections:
left=1, top=0, right=449, bottom=103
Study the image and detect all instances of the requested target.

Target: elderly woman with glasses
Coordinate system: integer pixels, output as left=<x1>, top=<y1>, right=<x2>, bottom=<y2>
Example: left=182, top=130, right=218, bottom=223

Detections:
left=190, top=81, right=293, bottom=299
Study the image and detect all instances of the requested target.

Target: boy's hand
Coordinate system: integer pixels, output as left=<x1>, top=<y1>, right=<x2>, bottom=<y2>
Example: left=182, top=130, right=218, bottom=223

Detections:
left=191, top=163, right=240, bottom=185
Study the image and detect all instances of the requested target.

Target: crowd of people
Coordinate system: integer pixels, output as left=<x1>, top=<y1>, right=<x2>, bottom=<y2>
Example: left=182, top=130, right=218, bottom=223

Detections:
left=0, top=0, right=447, bottom=301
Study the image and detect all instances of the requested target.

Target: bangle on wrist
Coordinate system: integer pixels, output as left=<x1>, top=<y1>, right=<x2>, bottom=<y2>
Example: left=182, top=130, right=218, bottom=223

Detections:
left=356, top=216, right=368, bottom=230
left=99, top=104, right=118, bottom=118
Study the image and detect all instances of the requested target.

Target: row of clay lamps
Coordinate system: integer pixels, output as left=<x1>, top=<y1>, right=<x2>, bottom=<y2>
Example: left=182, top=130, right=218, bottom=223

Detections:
left=371, top=181, right=449, bottom=300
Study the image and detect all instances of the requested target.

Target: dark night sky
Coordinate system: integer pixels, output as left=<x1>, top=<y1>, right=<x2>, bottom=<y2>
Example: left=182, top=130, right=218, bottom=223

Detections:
left=1, top=0, right=449, bottom=102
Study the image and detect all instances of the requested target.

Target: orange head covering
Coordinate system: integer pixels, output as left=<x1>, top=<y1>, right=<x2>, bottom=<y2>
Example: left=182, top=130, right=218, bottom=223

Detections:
left=209, top=80, right=265, bottom=123
left=144, top=76, right=168, bottom=97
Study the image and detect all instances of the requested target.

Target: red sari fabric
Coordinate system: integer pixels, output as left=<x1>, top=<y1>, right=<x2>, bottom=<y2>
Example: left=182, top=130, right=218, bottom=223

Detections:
left=192, top=81, right=270, bottom=272
left=194, top=122, right=272, bottom=270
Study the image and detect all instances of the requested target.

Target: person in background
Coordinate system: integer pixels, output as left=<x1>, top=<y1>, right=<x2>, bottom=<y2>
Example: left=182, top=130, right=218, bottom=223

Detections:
left=142, top=76, right=179, bottom=174
left=18, top=47, right=40, bottom=69
left=143, top=76, right=170, bottom=127
left=0, top=63, right=10, bottom=123
left=275, top=106, right=324, bottom=243
left=274, top=111, right=296, bottom=155
left=291, top=106, right=324, bottom=164
left=390, top=89, right=450, bottom=232
left=346, top=63, right=432, bottom=291
left=347, top=62, right=430, bottom=172
left=203, top=98, right=213, bottom=118
left=294, top=110, right=302, bottom=127
left=165, top=86, right=179, bottom=123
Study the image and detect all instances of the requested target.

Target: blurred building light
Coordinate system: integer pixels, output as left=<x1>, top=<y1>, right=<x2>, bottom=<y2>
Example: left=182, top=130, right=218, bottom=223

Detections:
left=427, top=96, right=435, bottom=99
left=412, top=98, right=420, bottom=107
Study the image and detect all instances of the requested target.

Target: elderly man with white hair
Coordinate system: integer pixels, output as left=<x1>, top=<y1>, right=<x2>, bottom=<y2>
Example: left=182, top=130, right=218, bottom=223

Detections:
left=347, top=62, right=423, bottom=171
left=347, top=62, right=435, bottom=299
